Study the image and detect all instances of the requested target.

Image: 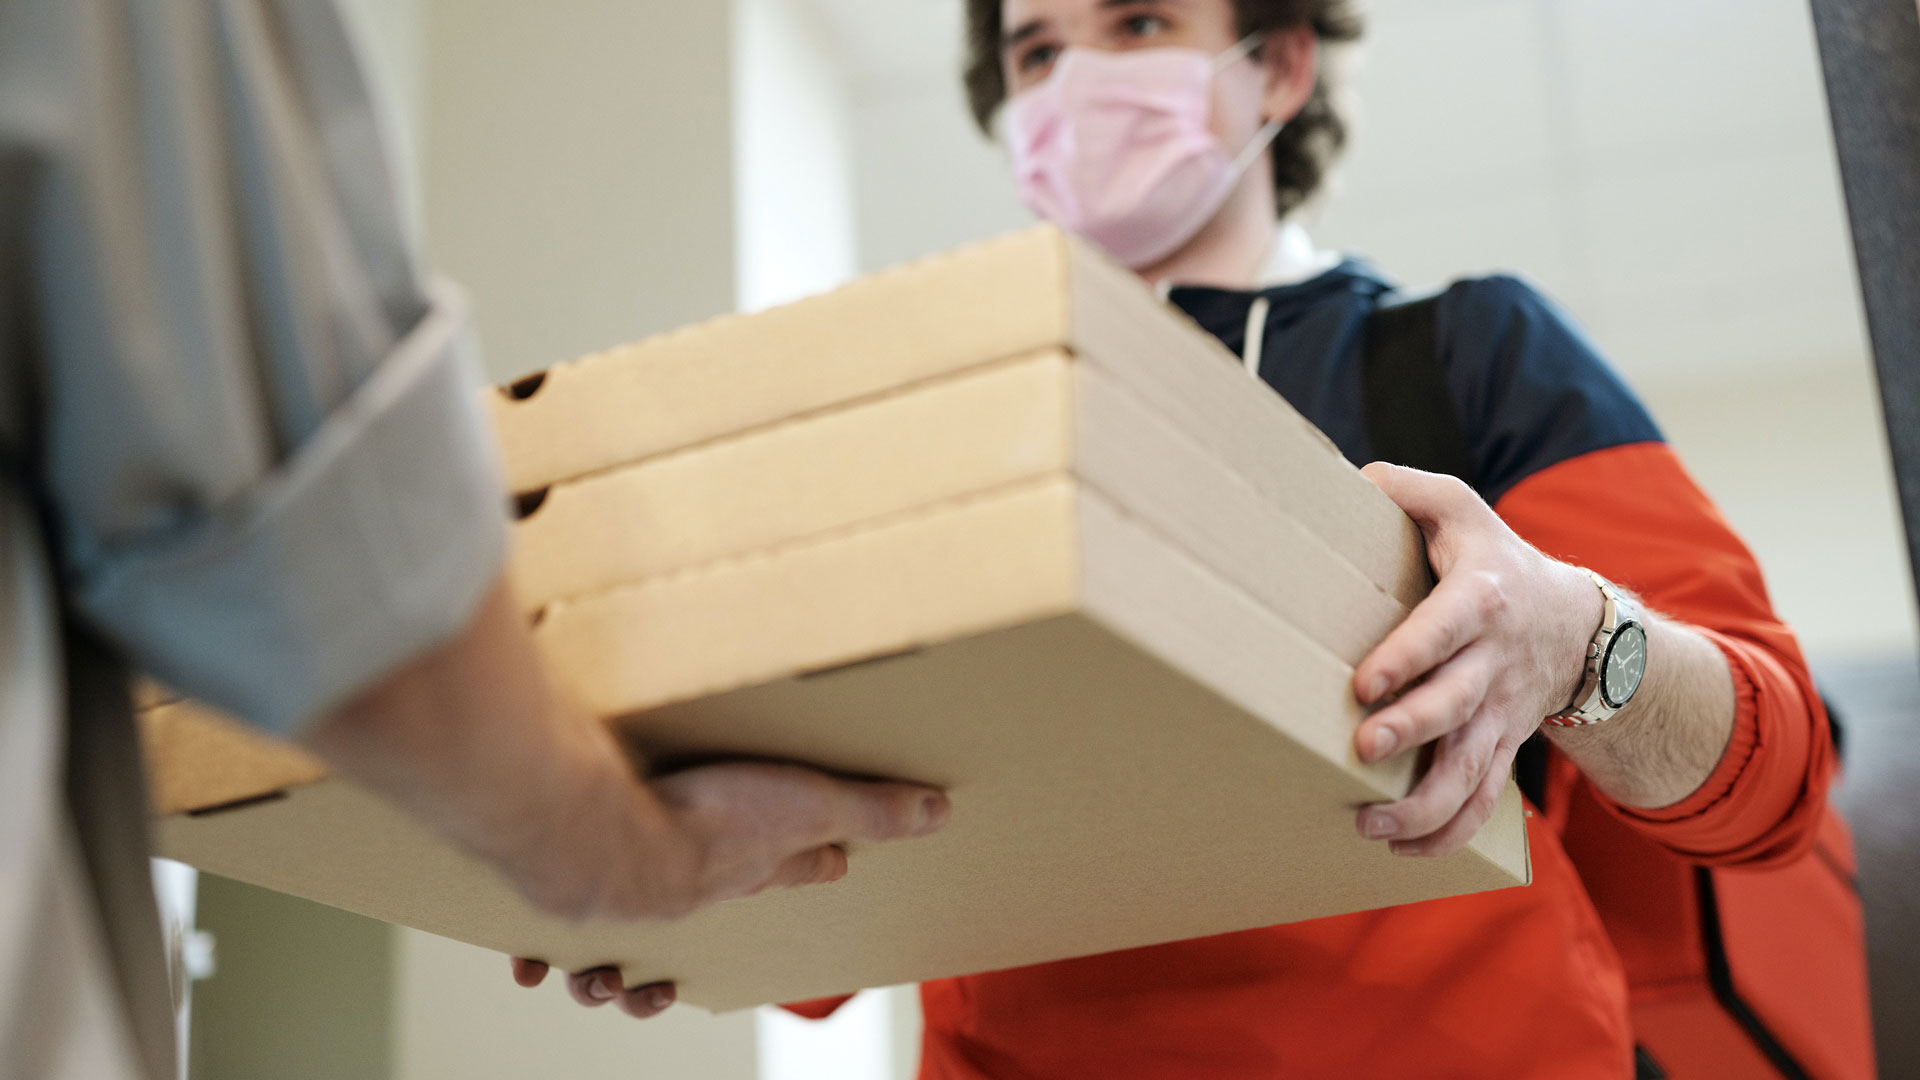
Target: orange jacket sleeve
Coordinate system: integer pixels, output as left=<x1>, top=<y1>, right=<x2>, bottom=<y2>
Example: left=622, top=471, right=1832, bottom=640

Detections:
left=781, top=994, right=856, bottom=1020
left=1493, top=441, right=1834, bottom=867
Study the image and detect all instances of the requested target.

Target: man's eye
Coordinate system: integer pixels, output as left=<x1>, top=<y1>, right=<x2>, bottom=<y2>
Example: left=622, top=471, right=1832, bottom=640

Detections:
left=1122, top=14, right=1168, bottom=37
left=1019, top=43, right=1061, bottom=73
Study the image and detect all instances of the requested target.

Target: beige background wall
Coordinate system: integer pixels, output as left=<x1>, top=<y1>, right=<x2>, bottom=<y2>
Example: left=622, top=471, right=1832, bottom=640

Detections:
left=187, top=879, right=395, bottom=1080
left=421, top=0, right=739, bottom=381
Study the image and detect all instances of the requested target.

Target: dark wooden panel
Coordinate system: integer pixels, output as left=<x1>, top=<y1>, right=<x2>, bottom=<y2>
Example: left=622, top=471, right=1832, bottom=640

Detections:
left=1809, top=0, right=1920, bottom=632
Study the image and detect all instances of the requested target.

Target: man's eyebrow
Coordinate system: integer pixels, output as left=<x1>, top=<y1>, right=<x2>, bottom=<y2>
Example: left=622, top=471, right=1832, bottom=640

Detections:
left=1003, top=0, right=1173, bottom=53
left=1002, top=17, right=1048, bottom=52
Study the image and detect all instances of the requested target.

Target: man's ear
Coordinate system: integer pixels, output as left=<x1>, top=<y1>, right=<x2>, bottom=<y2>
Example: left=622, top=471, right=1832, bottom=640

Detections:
left=1260, top=25, right=1320, bottom=125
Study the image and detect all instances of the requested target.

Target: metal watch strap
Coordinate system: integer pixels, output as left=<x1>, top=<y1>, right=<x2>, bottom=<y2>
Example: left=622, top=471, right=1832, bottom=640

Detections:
left=1544, top=570, right=1627, bottom=728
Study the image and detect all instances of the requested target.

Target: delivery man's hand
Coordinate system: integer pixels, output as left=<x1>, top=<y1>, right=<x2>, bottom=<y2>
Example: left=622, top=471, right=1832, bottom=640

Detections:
left=509, top=958, right=679, bottom=1019
left=1347, top=464, right=1603, bottom=856
left=304, top=578, right=951, bottom=925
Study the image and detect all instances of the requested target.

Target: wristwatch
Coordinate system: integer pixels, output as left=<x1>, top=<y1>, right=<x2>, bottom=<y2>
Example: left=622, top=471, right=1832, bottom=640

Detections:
left=1545, top=570, right=1648, bottom=728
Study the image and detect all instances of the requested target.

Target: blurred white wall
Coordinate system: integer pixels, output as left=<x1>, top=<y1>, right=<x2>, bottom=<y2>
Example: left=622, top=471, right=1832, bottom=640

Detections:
left=1651, top=372, right=1913, bottom=661
left=806, top=0, right=1030, bottom=272
left=734, top=0, right=860, bottom=311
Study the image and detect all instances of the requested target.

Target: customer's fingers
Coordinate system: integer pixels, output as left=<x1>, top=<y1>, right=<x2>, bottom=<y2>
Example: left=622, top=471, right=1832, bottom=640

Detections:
left=510, top=957, right=550, bottom=988
left=762, top=845, right=850, bottom=891
left=653, top=762, right=952, bottom=909
left=812, top=778, right=951, bottom=847
left=660, top=763, right=949, bottom=864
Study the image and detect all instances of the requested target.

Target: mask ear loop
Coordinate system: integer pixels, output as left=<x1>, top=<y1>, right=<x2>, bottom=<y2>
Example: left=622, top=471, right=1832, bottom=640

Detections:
left=1229, top=118, right=1285, bottom=176
left=1216, top=29, right=1281, bottom=379
left=1210, top=31, right=1267, bottom=73
left=1212, top=32, right=1286, bottom=179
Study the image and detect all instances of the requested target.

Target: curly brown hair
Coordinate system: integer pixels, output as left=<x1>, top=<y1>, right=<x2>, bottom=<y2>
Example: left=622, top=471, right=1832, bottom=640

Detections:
left=963, top=0, right=1365, bottom=218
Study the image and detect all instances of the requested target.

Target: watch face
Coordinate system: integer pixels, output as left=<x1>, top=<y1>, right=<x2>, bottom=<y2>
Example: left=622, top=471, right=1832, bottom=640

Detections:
left=1601, top=622, right=1648, bottom=708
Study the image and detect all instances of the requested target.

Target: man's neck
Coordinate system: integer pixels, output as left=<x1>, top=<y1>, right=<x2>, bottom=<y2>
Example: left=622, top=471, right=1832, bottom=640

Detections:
left=1135, top=174, right=1279, bottom=291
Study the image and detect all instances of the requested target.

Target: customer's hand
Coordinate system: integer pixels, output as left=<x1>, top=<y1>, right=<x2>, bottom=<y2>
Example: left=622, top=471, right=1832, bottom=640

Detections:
left=482, top=718, right=952, bottom=921
left=1349, top=464, right=1602, bottom=857
left=304, top=578, right=950, bottom=926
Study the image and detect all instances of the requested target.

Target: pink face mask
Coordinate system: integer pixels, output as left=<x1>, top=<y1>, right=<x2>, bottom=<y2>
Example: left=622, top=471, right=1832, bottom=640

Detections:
left=1003, top=37, right=1282, bottom=269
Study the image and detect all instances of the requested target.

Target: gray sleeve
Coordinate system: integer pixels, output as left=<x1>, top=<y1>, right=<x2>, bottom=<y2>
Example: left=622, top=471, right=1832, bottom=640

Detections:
left=9, top=0, right=509, bottom=733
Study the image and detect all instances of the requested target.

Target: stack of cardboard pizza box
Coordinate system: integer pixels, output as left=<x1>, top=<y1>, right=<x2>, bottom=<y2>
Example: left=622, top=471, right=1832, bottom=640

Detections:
left=141, top=226, right=1528, bottom=1012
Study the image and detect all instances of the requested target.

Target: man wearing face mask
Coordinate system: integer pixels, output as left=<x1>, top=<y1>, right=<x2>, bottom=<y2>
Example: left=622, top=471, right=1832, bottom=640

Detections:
left=910, top=1, right=1844, bottom=1077
left=541, top=1, right=1863, bottom=1077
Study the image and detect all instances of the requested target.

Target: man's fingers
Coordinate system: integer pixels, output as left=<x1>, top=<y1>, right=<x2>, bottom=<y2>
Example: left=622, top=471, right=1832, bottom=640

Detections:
left=1360, top=463, right=1484, bottom=534
left=1390, top=741, right=1518, bottom=858
left=1355, top=650, right=1492, bottom=763
left=764, top=845, right=850, bottom=891
left=1355, top=571, right=1505, bottom=704
left=1357, top=715, right=1501, bottom=841
left=616, top=982, right=678, bottom=1020
left=567, top=967, right=625, bottom=1008
left=557, top=969, right=677, bottom=1018
left=510, top=957, right=550, bottom=988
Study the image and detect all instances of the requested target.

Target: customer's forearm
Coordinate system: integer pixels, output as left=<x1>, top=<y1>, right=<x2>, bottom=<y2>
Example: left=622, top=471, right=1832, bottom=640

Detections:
left=1543, top=614, right=1736, bottom=810
left=299, top=575, right=664, bottom=862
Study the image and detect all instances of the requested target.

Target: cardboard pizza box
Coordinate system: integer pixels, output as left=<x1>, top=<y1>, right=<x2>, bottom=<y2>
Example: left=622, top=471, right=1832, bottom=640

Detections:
left=488, top=225, right=1423, bottom=603
left=143, top=230, right=1530, bottom=1011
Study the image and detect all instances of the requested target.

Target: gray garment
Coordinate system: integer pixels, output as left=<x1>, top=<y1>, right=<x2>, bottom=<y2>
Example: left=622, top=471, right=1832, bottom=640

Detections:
left=0, top=1, right=510, bottom=1077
